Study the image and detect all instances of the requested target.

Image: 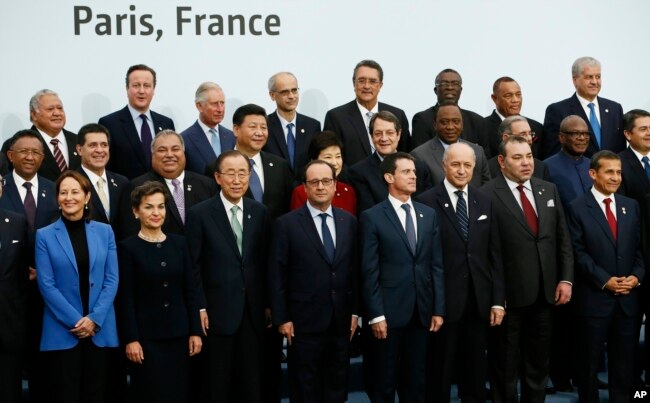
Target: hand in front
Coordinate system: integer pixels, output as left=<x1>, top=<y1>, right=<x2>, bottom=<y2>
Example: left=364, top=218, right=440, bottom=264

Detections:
left=350, top=316, right=359, bottom=341
left=279, top=322, right=294, bottom=346
left=490, top=308, right=505, bottom=326
left=200, top=310, right=209, bottom=336
left=126, top=341, right=144, bottom=364
left=189, top=335, right=202, bottom=356
left=371, top=320, right=388, bottom=339
left=429, top=315, right=444, bottom=332
left=70, top=316, right=96, bottom=338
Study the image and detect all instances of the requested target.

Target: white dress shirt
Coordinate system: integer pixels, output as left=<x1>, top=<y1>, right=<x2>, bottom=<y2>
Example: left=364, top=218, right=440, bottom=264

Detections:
left=12, top=171, right=39, bottom=207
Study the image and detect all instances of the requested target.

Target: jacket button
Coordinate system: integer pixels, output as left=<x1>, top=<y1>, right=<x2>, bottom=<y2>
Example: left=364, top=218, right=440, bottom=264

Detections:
left=163, top=281, right=169, bottom=287
left=161, top=261, right=167, bottom=267
left=163, top=302, right=170, bottom=308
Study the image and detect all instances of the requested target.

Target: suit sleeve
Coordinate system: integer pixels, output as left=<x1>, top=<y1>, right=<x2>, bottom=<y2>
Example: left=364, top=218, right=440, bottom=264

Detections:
left=430, top=211, right=445, bottom=317
left=323, top=110, right=342, bottom=137
left=117, top=242, right=139, bottom=343
left=180, top=238, right=203, bottom=336
left=349, top=166, right=376, bottom=214
left=267, top=216, right=291, bottom=326
left=185, top=208, right=208, bottom=309
left=360, top=211, right=385, bottom=321
left=542, top=104, right=562, bottom=159
left=488, top=201, right=506, bottom=307
left=397, top=109, right=410, bottom=152
left=566, top=203, right=610, bottom=288
left=88, top=226, right=119, bottom=328
left=553, top=188, right=574, bottom=283
left=411, top=111, right=432, bottom=150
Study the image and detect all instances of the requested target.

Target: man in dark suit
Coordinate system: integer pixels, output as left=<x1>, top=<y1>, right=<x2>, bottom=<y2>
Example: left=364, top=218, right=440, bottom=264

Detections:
left=349, top=111, right=433, bottom=213
left=1, top=89, right=80, bottom=182
left=187, top=150, right=269, bottom=403
left=0, top=153, right=8, bottom=175
left=269, top=160, right=358, bottom=403
left=487, top=116, right=548, bottom=180
left=484, top=77, right=544, bottom=158
left=99, top=64, right=175, bottom=179
left=411, top=104, right=491, bottom=187
left=0, top=174, right=29, bottom=403
left=411, top=68, right=487, bottom=151
left=416, top=143, right=505, bottom=403
left=482, top=136, right=574, bottom=402
left=121, top=130, right=217, bottom=238
left=566, top=151, right=645, bottom=402
left=181, top=81, right=235, bottom=175
left=542, top=57, right=625, bottom=158
left=264, top=72, right=322, bottom=182
left=360, top=152, right=445, bottom=403
left=324, top=60, right=410, bottom=166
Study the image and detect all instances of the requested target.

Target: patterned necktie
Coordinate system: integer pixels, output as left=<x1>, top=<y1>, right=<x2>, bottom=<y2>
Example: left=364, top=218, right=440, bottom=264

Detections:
left=248, top=159, right=263, bottom=202
left=50, top=138, right=68, bottom=172
left=642, top=156, right=650, bottom=182
left=209, top=128, right=221, bottom=157
left=588, top=103, right=601, bottom=148
left=516, top=184, right=538, bottom=236
left=366, top=111, right=376, bottom=153
left=96, top=178, right=110, bottom=219
left=171, top=179, right=185, bottom=224
left=286, top=123, right=296, bottom=169
left=401, top=203, right=417, bottom=253
left=22, top=182, right=36, bottom=230
left=455, top=190, right=469, bottom=241
left=603, top=197, right=617, bottom=240
left=319, top=213, right=335, bottom=263
left=140, top=114, right=153, bottom=167
left=230, top=205, right=243, bottom=254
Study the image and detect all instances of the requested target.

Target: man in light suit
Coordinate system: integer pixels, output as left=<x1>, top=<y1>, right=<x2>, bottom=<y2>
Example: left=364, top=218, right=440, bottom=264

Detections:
left=482, top=136, right=574, bottom=402
left=361, top=152, right=445, bottom=403
left=324, top=60, right=410, bottom=166
left=411, top=104, right=491, bottom=187
left=187, top=150, right=269, bottom=403
left=99, top=64, right=175, bottom=179
left=0, top=174, right=29, bottom=403
left=542, top=57, right=625, bottom=158
left=181, top=82, right=235, bottom=175
left=269, top=160, right=358, bottom=403
left=566, top=151, right=645, bottom=402
left=416, top=143, right=505, bottom=403
left=264, top=72, right=322, bottom=183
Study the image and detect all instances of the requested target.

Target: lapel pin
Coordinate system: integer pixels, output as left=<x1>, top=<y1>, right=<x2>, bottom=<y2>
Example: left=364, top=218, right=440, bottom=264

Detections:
left=336, top=193, right=341, bottom=197
left=622, top=207, right=627, bottom=215
left=4, top=218, right=9, bottom=222
left=269, top=162, right=274, bottom=167
left=73, top=152, right=78, bottom=156
left=187, top=184, right=192, bottom=192
left=247, top=214, right=251, bottom=219
left=538, top=191, right=542, bottom=195
left=444, top=203, right=449, bottom=208
left=300, top=128, right=305, bottom=134
left=605, top=109, right=609, bottom=113
left=344, top=187, right=348, bottom=191
left=158, top=127, right=162, bottom=131
left=41, top=192, right=46, bottom=198
left=111, top=179, right=117, bottom=187
left=419, top=213, right=424, bottom=218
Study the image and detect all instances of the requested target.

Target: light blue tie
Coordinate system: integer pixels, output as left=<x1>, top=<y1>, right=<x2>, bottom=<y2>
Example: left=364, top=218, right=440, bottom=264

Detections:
left=588, top=103, right=601, bottom=148
left=209, top=128, right=221, bottom=157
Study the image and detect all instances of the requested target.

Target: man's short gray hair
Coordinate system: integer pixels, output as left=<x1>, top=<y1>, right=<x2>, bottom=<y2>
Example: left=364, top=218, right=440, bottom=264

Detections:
left=195, top=82, right=223, bottom=104
left=268, top=72, right=297, bottom=92
left=29, top=89, right=59, bottom=115
left=572, top=57, right=601, bottom=77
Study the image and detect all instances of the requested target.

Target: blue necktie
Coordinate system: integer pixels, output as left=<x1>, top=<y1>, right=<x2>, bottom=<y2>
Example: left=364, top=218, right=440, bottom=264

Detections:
left=286, top=123, right=295, bottom=169
left=248, top=159, right=263, bottom=202
left=588, top=103, right=601, bottom=148
left=642, top=156, right=650, bottom=182
left=209, top=128, right=221, bottom=157
left=140, top=114, right=153, bottom=167
left=455, top=190, right=469, bottom=241
left=319, top=213, right=335, bottom=263
left=401, top=204, right=417, bottom=254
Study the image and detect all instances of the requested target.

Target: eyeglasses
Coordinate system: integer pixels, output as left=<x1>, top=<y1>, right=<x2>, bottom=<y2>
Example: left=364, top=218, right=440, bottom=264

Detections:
left=273, top=88, right=299, bottom=97
left=10, top=149, right=44, bottom=157
left=355, top=78, right=381, bottom=86
left=508, top=131, right=536, bottom=138
left=436, top=80, right=462, bottom=88
left=560, top=131, right=590, bottom=138
left=305, top=178, right=335, bottom=187
left=218, top=171, right=250, bottom=180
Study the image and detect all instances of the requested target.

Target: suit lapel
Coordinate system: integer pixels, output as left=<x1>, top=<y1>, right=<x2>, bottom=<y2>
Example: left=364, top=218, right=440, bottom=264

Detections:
left=530, top=180, right=548, bottom=234
left=598, top=98, right=611, bottom=148
left=295, top=115, right=309, bottom=166
left=54, top=219, right=78, bottom=272
left=467, top=187, right=481, bottom=237
left=382, top=200, right=413, bottom=255
left=435, top=186, right=464, bottom=240
left=346, top=103, right=371, bottom=156
left=4, top=177, right=25, bottom=213
left=269, top=114, right=290, bottom=161
left=189, top=122, right=218, bottom=164
left=211, top=196, right=242, bottom=259
left=119, top=107, right=147, bottom=167
left=153, top=173, right=183, bottom=227
left=107, top=173, right=122, bottom=221
left=86, top=222, right=98, bottom=270
left=584, top=192, right=616, bottom=245
left=298, top=205, right=331, bottom=264
left=622, top=148, right=650, bottom=189
left=493, top=175, right=533, bottom=236
left=241, top=198, right=256, bottom=260
left=614, top=195, right=631, bottom=248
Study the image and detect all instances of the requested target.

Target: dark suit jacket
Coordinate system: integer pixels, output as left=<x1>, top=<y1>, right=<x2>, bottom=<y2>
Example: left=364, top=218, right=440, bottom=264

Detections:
left=264, top=112, right=321, bottom=180
left=269, top=205, right=358, bottom=334
left=481, top=175, right=574, bottom=308
left=120, top=170, right=217, bottom=238
left=488, top=156, right=548, bottom=181
left=410, top=138, right=491, bottom=187
left=186, top=195, right=269, bottom=335
left=542, top=93, right=625, bottom=158
left=324, top=100, right=410, bottom=166
left=411, top=104, right=488, bottom=152
left=181, top=121, right=235, bottom=176
left=483, top=110, right=544, bottom=159
left=99, top=106, right=175, bottom=179
left=415, top=184, right=504, bottom=322
left=567, top=192, right=645, bottom=317
left=0, top=153, right=9, bottom=176
left=360, top=199, right=445, bottom=328
left=76, top=167, right=128, bottom=228
left=618, top=147, right=650, bottom=204
left=0, top=174, right=58, bottom=233
left=349, top=152, right=434, bottom=214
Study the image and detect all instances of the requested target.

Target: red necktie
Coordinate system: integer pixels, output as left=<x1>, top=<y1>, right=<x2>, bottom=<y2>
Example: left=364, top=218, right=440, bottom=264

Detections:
left=603, top=198, right=617, bottom=240
left=517, top=184, right=538, bottom=236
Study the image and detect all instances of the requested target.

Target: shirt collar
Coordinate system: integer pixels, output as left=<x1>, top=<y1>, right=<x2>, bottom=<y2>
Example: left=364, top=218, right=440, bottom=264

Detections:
left=276, top=111, right=297, bottom=128
left=494, top=109, right=506, bottom=121
left=81, top=165, right=107, bottom=184
left=12, top=170, right=39, bottom=189
left=443, top=178, right=467, bottom=196
left=35, top=127, right=63, bottom=142
left=220, top=190, right=244, bottom=212
left=388, top=193, right=413, bottom=211
left=356, top=101, right=379, bottom=116
left=197, top=119, right=218, bottom=134
left=163, top=170, right=186, bottom=187
left=503, top=175, right=531, bottom=192
left=128, top=104, right=152, bottom=122
left=629, top=145, right=650, bottom=162
left=306, top=201, right=333, bottom=219
left=576, top=93, right=599, bottom=109
left=591, top=186, right=615, bottom=206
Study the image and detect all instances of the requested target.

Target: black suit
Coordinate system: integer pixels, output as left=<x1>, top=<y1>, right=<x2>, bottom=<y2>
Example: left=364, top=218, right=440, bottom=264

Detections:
left=618, top=147, right=650, bottom=202
left=481, top=175, right=573, bottom=402
left=483, top=110, right=544, bottom=159
left=99, top=106, right=175, bottom=179
left=416, top=184, right=504, bottom=403
left=0, top=208, right=29, bottom=403
left=488, top=156, right=549, bottom=181
left=76, top=167, right=128, bottom=228
left=269, top=205, right=358, bottom=402
left=186, top=195, right=269, bottom=403
left=264, top=111, right=321, bottom=181
left=411, top=104, right=488, bottom=152
left=0, top=153, right=9, bottom=176
left=324, top=100, right=410, bottom=166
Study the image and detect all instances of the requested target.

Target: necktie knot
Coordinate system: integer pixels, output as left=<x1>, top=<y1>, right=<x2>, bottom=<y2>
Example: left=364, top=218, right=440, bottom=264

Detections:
left=231, top=205, right=240, bottom=214
left=50, top=138, right=59, bottom=146
left=401, top=203, right=411, bottom=214
left=287, top=123, right=295, bottom=131
left=588, top=102, right=595, bottom=111
left=643, top=156, right=649, bottom=164
left=516, top=184, right=525, bottom=192
left=140, top=114, right=148, bottom=122
left=319, top=212, right=328, bottom=221
left=603, top=197, right=612, bottom=207
left=23, top=182, right=32, bottom=190
left=249, top=159, right=255, bottom=167
left=455, top=190, right=464, bottom=198
left=318, top=212, right=335, bottom=262
left=172, top=178, right=181, bottom=188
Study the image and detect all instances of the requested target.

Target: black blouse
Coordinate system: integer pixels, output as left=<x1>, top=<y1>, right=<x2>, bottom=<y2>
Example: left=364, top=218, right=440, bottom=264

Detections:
left=62, top=216, right=90, bottom=315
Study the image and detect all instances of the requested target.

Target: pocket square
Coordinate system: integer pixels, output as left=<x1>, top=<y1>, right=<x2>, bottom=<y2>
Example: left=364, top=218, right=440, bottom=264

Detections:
left=477, top=215, right=488, bottom=221
left=12, top=240, right=19, bottom=244
left=547, top=200, right=555, bottom=207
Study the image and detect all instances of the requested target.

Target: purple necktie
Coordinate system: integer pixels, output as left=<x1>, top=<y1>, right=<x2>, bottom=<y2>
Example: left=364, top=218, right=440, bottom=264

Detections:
left=23, top=182, right=36, bottom=230
left=140, top=114, right=153, bottom=167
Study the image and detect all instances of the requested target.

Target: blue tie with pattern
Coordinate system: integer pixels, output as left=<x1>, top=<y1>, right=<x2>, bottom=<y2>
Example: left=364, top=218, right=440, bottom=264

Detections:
left=588, top=103, right=601, bottom=147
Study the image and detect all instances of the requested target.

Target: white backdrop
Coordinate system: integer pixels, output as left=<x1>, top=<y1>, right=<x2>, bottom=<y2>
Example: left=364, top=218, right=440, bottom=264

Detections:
left=1, top=0, right=649, bottom=142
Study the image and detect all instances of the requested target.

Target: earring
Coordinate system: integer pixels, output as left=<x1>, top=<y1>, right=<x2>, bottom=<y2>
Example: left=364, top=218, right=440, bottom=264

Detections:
left=84, top=203, right=89, bottom=211
left=134, top=215, right=139, bottom=219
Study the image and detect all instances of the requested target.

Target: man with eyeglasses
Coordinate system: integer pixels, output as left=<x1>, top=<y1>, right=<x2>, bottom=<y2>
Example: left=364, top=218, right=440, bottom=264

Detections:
left=268, top=160, right=359, bottom=403
left=324, top=59, right=410, bottom=166
left=488, top=115, right=549, bottom=180
left=99, top=64, right=176, bottom=179
left=181, top=81, right=235, bottom=176
left=411, top=68, right=488, bottom=152
left=264, top=72, right=321, bottom=183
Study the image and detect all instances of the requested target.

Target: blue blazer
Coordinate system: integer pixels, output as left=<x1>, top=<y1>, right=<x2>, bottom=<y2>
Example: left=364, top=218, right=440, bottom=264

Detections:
left=181, top=121, right=235, bottom=175
left=35, top=219, right=119, bottom=350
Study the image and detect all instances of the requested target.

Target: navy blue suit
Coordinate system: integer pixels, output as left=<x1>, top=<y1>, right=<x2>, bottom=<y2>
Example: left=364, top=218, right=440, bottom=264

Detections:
left=99, top=106, right=175, bottom=179
left=544, top=151, right=592, bottom=208
left=567, top=192, right=645, bottom=402
left=181, top=121, right=235, bottom=175
left=0, top=174, right=58, bottom=238
left=618, top=147, right=650, bottom=202
left=542, top=93, right=625, bottom=158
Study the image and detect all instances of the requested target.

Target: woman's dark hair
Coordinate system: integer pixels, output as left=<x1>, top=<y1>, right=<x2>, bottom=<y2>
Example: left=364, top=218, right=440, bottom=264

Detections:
left=55, top=170, right=93, bottom=220
left=307, top=131, right=343, bottom=161
left=130, top=181, right=170, bottom=210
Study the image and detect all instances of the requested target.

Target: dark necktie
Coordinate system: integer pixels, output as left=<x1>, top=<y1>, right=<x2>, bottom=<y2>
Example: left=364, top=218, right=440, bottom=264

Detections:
left=286, top=123, right=295, bottom=169
left=140, top=114, right=153, bottom=167
left=23, top=182, right=36, bottom=230
left=401, top=204, right=417, bottom=253
left=516, top=184, right=538, bottom=236
left=603, top=197, right=617, bottom=241
left=50, top=139, right=68, bottom=172
left=642, top=156, right=650, bottom=182
left=588, top=103, right=601, bottom=148
left=319, top=213, right=335, bottom=263
left=248, top=159, right=263, bottom=202
left=455, top=190, right=469, bottom=241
